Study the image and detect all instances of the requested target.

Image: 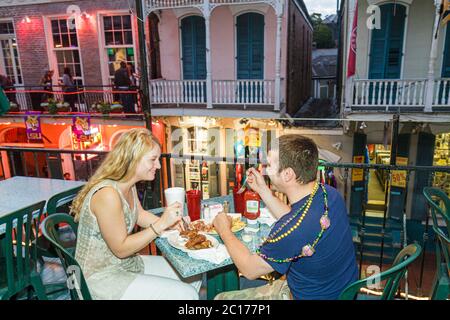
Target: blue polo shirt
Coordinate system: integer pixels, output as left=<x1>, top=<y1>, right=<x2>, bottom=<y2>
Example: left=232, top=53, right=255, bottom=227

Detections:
left=260, top=185, right=358, bottom=300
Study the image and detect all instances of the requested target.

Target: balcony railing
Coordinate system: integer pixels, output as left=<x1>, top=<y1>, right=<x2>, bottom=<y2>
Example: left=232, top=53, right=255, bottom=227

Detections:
left=145, top=0, right=270, bottom=11
left=149, top=80, right=207, bottom=104
left=350, top=79, right=427, bottom=110
left=150, top=79, right=276, bottom=107
left=3, top=86, right=142, bottom=114
left=1, top=145, right=449, bottom=297
left=213, top=80, right=274, bottom=105
left=348, top=78, right=450, bottom=112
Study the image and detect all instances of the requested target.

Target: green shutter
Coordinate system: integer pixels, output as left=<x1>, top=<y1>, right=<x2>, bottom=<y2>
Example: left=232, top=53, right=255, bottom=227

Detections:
left=442, top=24, right=450, bottom=77
left=181, top=16, right=206, bottom=80
left=236, top=13, right=264, bottom=80
left=369, top=4, right=406, bottom=80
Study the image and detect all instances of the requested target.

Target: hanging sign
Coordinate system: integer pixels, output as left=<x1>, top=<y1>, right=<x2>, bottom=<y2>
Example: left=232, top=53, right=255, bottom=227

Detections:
left=391, top=157, right=408, bottom=188
left=24, top=112, right=43, bottom=142
left=72, top=115, right=91, bottom=142
left=352, top=155, right=365, bottom=182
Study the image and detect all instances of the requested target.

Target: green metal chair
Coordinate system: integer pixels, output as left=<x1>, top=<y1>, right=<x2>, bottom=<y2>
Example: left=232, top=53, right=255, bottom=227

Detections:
left=0, top=201, right=48, bottom=300
left=423, top=187, right=450, bottom=300
left=430, top=225, right=450, bottom=300
left=423, top=187, right=450, bottom=235
left=35, top=186, right=83, bottom=261
left=41, top=213, right=92, bottom=300
left=339, top=243, right=422, bottom=300
left=46, top=186, right=84, bottom=216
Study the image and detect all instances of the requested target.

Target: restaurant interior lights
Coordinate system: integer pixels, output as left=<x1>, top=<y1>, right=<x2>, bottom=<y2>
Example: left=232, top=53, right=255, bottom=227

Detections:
left=21, top=16, right=31, bottom=24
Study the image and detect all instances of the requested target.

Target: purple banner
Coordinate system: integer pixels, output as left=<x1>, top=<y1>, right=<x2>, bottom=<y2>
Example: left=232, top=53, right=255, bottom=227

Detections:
left=72, top=115, right=91, bottom=142
left=24, top=112, right=43, bottom=142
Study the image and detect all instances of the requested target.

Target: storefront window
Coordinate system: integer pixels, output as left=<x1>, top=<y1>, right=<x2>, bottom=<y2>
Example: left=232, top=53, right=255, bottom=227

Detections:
left=433, top=133, right=450, bottom=196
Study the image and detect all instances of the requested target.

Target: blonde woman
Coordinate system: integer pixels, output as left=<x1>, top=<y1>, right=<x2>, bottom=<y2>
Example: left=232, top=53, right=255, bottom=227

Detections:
left=71, top=128, right=200, bottom=300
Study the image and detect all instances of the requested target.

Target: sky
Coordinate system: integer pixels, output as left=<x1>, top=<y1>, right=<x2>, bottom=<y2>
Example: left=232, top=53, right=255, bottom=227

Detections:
left=303, top=0, right=339, bottom=16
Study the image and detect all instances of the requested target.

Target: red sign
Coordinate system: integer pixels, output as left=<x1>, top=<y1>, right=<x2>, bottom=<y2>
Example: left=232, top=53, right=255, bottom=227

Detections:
left=347, top=1, right=358, bottom=78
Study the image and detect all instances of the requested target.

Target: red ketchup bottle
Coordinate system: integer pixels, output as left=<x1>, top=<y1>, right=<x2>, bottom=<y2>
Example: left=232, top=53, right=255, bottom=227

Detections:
left=244, top=190, right=261, bottom=220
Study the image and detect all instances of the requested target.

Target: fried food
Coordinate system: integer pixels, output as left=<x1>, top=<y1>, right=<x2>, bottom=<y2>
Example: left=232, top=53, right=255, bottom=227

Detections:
left=180, top=230, right=197, bottom=239
left=183, top=231, right=213, bottom=250
left=190, top=220, right=214, bottom=233
left=188, top=218, right=245, bottom=234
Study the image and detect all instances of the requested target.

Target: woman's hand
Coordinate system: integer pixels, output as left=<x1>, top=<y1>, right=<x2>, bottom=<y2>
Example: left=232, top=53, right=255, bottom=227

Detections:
left=213, top=212, right=232, bottom=236
left=246, top=167, right=270, bottom=195
left=160, top=202, right=183, bottom=231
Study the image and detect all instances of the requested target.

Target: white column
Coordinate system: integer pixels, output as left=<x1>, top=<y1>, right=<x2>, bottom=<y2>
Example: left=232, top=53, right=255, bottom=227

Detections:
left=424, top=0, right=443, bottom=112
left=274, top=0, right=284, bottom=111
left=204, top=1, right=213, bottom=109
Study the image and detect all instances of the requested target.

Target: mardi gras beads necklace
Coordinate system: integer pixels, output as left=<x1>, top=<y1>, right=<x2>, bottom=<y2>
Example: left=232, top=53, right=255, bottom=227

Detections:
left=256, top=183, right=330, bottom=263
left=262, top=182, right=320, bottom=243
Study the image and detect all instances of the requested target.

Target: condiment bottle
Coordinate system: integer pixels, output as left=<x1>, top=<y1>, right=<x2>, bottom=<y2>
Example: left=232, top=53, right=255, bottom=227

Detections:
left=244, top=190, right=260, bottom=220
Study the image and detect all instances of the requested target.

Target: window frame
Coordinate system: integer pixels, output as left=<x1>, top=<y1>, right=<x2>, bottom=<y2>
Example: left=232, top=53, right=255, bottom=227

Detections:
left=44, top=15, right=85, bottom=87
left=97, top=11, right=138, bottom=86
left=0, top=19, right=24, bottom=86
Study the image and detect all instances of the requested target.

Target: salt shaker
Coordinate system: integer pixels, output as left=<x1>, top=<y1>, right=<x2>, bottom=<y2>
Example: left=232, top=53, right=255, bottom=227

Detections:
left=223, top=201, right=229, bottom=214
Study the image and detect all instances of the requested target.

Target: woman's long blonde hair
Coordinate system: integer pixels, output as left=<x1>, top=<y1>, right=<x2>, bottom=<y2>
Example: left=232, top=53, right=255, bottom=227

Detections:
left=71, top=128, right=160, bottom=222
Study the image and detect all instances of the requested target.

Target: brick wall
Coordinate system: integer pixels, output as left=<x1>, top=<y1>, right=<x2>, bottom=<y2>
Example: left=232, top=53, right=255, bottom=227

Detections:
left=0, top=0, right=139, bottom=86
left=286, top=0, right=313, bottom=116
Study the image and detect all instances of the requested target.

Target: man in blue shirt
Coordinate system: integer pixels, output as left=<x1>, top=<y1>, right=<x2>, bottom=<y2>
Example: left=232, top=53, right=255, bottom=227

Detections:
left=213, top=134, right=358, bottom=300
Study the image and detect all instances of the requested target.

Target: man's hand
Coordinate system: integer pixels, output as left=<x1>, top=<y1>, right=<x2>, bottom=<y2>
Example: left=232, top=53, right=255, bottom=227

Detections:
left=246, top=167, right=270, bottom=196
left=213, top=212, right=232, bottom=236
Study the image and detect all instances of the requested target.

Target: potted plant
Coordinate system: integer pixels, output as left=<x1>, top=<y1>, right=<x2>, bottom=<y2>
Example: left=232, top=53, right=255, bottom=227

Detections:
left=56, top=100, right=70, bottom=112
left=43, top=98, right=58, bottom=114
left=9, top=102, right=19, bottom=112
left=93, top=101, right=111, bottom=114
left=110, top=101, right=124, bottom=113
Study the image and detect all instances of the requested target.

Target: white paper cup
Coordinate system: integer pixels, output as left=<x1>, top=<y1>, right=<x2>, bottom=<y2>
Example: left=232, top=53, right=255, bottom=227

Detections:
left=164, top=187, right=185, bottom=215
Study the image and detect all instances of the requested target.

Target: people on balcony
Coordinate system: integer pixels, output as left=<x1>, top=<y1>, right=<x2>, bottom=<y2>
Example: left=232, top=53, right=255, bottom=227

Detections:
left=213, top=134, right=359, bottom=300
left=0, top=74, right=15, bottom=104
left=70, top=128, right=200, bottom=300
left=39, top=70, right=54, bottom=104
left=114, top=61, right=135, bottom=113
left=60, top=67, right=78, bottom=112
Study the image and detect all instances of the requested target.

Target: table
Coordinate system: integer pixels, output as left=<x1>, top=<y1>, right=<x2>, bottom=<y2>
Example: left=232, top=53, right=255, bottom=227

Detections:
left=155, top=221, right=271, bottom=300
left=0, top=176, right=85, bottom=218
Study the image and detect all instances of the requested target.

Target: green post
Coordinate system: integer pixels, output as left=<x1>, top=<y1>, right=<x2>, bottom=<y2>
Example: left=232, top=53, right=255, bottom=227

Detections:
left=135, top=0, right=161, bottom=209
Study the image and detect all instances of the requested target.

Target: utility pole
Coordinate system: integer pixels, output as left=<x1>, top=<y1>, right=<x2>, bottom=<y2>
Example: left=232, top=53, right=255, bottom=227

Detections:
left=135, top=0, right=161, bottom=209
left=136, top=0, right=152, bottom=130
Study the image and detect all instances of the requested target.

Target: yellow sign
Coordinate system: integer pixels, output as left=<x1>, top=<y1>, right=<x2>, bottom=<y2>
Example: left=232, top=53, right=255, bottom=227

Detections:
left=391, top=157, right=408, bottom=188
left=352, top=156, right=365, bottom=182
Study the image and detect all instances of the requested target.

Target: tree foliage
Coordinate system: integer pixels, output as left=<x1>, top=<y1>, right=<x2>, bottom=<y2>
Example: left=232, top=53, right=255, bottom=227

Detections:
left=311, top=12, right=335, bottom=49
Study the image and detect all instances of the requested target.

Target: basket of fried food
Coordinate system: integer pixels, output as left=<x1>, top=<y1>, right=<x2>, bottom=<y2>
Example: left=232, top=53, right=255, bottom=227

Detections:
left=180, top=230, right=213, bottom=250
